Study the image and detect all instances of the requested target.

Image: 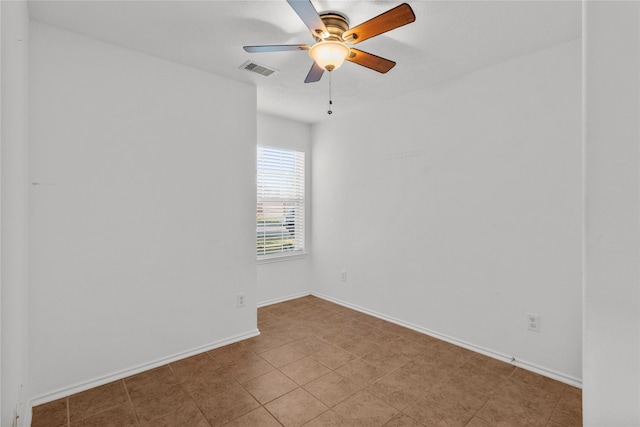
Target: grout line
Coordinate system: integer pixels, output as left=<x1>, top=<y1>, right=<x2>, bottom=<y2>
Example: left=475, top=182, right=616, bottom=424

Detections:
left=163, top=364, right=213, bottom=427
left=189, top=391, right=212, bottom=427
left=548, top=393, right=565, bottom=426
left=121, top=379, right=140, bottom=426
left=262, top=402, right=285, bottom=426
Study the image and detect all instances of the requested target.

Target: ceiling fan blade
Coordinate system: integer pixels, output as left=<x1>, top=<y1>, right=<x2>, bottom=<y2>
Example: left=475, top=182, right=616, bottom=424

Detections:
left=304, top=61, right=325, bottom=83
left=342, top=3, right=415, bottom=45
left=346, top=49, right=396, bottom=73
left=287, top=0, right=329, bottom=39
left=243, top=44, right=310, bottom=53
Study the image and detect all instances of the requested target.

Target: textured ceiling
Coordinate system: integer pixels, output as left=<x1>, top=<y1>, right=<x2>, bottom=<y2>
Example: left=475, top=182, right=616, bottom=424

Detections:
left=28, top=1, right=581, bottom=124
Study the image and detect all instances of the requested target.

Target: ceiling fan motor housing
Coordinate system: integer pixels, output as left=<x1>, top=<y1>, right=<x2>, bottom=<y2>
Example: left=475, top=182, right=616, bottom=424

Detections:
left=317, top=12, right=350, bottom=42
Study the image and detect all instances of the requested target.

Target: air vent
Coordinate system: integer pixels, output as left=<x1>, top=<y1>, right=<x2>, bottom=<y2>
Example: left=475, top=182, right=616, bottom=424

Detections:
left=240, top=61, right=277, bottom=77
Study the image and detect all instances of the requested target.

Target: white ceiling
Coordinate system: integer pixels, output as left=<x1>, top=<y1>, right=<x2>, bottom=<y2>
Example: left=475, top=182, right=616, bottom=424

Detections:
left=28, top=0, right=581, bottom=124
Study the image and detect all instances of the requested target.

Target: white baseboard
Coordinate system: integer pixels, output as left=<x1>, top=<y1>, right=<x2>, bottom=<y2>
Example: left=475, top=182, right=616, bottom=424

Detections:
left=257, top=291, right=312, bottom=308
left=29, top=329, right=260, bottom=409
left=21, top=405, right=32, bottom=427
left=312, top=292, right=582, bottom=389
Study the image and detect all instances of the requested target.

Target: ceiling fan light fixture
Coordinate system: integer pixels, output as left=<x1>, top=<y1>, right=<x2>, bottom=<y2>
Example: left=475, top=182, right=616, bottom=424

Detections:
left=309, top=41, right=350, bottom=71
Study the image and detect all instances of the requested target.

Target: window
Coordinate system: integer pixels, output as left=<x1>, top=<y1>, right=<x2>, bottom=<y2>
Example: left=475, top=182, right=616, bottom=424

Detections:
left=257, top=145, right=305, bottom=259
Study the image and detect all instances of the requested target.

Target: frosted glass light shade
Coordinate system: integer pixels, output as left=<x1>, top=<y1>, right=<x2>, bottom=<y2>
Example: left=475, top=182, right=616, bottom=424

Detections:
left=309, top=41, right=350, bottom=71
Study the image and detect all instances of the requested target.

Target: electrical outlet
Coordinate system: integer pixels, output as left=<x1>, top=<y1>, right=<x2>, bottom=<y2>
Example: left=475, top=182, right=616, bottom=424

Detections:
left=341, top=271, right=347, bottom=281
left=527, top=313, right=540, bottom=332
left=237, top=293, right=246, bottom=308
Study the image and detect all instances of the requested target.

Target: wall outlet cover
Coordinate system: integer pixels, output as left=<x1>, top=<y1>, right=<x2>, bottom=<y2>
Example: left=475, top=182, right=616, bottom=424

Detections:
left=527, top=313, right=540, bottom=332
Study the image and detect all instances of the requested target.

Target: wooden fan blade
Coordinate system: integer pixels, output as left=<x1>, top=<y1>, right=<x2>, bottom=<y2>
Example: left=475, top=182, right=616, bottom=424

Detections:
left=304, top=61, right=324, bottom=83
left=243, top=44, right=310, bottom=53
left=287, top=0, right=329, bottom=38
left=346, top=49, right=396, bottom=73
left=342, top=3, right=415, bottom=44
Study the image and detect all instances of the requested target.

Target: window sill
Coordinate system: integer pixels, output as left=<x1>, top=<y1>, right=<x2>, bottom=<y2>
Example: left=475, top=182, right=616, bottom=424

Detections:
left=257, top=253, right=307, bottom=264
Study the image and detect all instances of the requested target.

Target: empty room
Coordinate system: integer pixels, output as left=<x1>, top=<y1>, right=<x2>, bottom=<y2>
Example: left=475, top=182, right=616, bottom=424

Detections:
left=1, top=1, right=638, bottom=426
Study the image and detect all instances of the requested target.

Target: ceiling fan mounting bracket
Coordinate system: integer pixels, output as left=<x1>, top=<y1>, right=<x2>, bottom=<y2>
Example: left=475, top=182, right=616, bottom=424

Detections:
left=316, top=11, right=350, bottom=42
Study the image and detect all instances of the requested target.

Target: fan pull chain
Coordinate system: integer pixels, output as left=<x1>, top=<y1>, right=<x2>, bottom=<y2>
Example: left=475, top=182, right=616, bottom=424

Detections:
left=327, top=71, right=333, bottom=115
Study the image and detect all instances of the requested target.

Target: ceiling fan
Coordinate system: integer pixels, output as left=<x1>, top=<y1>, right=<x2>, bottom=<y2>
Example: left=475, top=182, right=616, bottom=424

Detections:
left=243, top=0, right=416, bottom=83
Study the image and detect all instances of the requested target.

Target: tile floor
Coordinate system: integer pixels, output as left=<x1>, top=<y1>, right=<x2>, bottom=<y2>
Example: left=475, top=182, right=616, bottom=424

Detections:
left=32, top=296, right=582, bottom=427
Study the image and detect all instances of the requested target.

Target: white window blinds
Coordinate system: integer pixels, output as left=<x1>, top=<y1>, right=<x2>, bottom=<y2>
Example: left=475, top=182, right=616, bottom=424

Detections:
left=257, top=146, right=305, bottom=258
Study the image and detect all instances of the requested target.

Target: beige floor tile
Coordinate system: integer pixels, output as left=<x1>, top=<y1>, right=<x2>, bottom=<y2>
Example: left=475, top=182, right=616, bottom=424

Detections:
left=260, top=344, right=306, bottom=368
left=304, top=372, right=362, bottom=407
left=403, top=395, right=476, bottom=427
left=224, top=352, right=275, bottom=383
left=302, top=410, right=352, bottom=427
left=32, top=398, right=68, bottom=427
left=367, top=376, right=424, bottom=411
left=68, top=380, right=129, bottom=422
left=69, top=403, right=137, bottom=427
left=128, top=382, right=193, bottom=423
left=198, top=383, right=260, bottom=427
left=368, top=362, right=436, bottom=408
left=396, top=328, right=440, bottom=346
left=367, top=328, right=402, bottom=344
left=139, top=399, right=209, bottom=427
left=563, top=385, right=582, bottom=401
left=281, top=356, right=332, bottom=385
left=421, top=374, right=489, bottom=413
left=335, top=358, right=388, bottom=386
left=312, top=345, right=357, bottom=370
left=475, top=396, right=550, bottom=427
left=427, top=342, right=476, bottom=364
left=243, top=369, right=298, bottom=404
left=337, top=336, right=379, bottom=357
left=282, top=328, right=313, bottom=343
left=362, top=343, right=412, bottom=371
left=188, top=369, right=238, bottom=403
left=319, top=329, right=357, bottom=345
left=454, top=357, right=515, bottom=393
left=510, top=368, right=566, bottom=398
left=383, top=413, right=425, bottom=427
left=289, top=336, right=332, bottom=355
left=380, top=322, right=414, bottom=336
left=171, top=353, right=238, bottom=401
left=355, top=316, right=390, bottom=329
left=549, top=395, right=582, bottom=427
left=333, top=390, right=397, bottom=427
left=265, top=388, right=329, bottom=427
left=392, top=337, right=434, bottom=359
left=464, top=417, right=492, bottom=427
left=124, top=365, right=180, bottom=395
left=470, top=354, right=516, bottom=375
left=181, top=367, right=238, bottom=403
left=208, top=342, right=254, bottom=367
left=412, top=348, right=467, bottom=374
left=494, top=377, right=560, bottom=417
left=170, top=353, right=221, bottom=381
left=243, top=333, right=287, bottom=354
left=223, top=406, right=282, bottom=427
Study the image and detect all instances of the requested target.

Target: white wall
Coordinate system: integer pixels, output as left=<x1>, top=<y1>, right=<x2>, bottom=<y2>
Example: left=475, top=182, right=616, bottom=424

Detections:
left=29, top=22, right=257, bottom=400
left=312, top=39, right=582, bottom=382
left=1, top=1, right=30, bottom=426
left=256, top=113, right=312, bottom=305
left=583, top=2, right=640, bottom=425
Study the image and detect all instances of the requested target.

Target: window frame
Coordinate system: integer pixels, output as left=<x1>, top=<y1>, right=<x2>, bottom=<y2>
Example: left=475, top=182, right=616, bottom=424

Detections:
left=256, top=145, right=306, bottom=261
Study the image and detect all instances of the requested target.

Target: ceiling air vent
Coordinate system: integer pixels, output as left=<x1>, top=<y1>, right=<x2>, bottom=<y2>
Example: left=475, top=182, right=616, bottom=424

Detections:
left=240, top=61, right=277, bottom=77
